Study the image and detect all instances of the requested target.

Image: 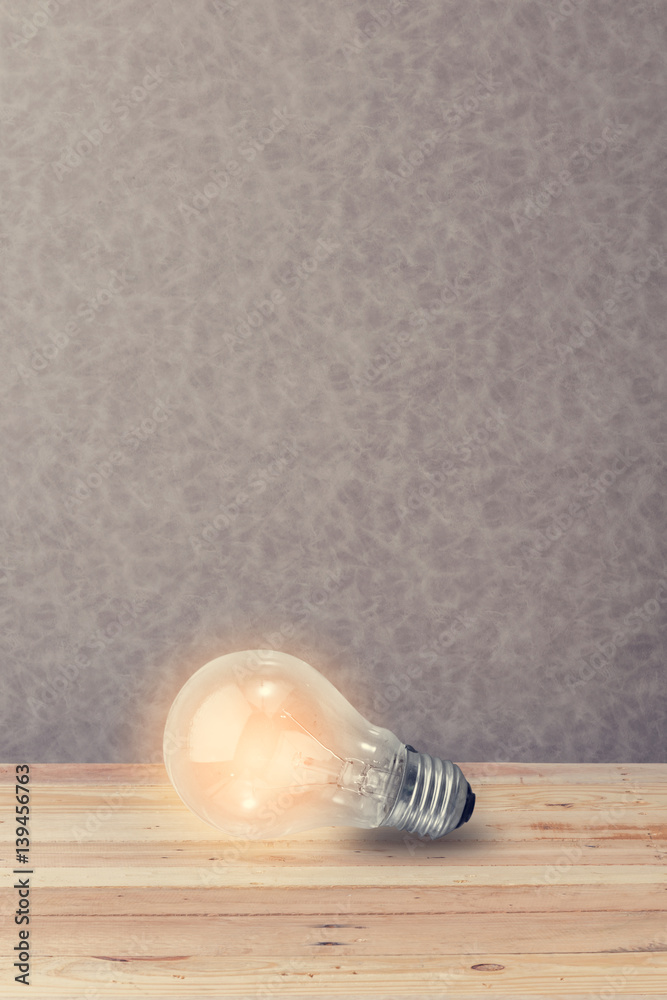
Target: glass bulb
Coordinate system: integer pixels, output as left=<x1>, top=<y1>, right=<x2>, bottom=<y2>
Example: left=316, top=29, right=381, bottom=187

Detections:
left=163, top=649, right=475, bottom=840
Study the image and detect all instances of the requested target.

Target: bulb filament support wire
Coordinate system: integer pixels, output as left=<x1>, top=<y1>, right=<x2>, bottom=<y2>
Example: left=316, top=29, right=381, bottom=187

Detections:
left=279, top=709, right=365, bottom=765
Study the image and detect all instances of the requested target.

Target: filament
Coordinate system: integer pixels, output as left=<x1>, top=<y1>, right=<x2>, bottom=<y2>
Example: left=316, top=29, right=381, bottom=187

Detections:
left=279, top=709, right=345, bottom=760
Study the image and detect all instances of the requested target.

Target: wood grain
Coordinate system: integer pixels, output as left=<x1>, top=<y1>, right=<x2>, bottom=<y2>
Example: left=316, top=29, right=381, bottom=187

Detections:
left=1, top=763, right=665, bottom=997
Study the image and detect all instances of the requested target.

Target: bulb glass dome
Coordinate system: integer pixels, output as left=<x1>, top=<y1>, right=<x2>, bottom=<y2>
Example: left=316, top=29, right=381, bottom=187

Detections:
left=163, top=649, right=475, bottom=840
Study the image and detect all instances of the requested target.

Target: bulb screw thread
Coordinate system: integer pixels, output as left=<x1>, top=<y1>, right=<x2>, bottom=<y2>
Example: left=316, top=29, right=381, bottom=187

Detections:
left=380, top=748, right=475, bottom=839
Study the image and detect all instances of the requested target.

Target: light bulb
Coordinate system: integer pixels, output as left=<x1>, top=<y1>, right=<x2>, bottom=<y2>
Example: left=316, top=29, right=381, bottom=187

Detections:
left=163, top=649, right=475, bottom=840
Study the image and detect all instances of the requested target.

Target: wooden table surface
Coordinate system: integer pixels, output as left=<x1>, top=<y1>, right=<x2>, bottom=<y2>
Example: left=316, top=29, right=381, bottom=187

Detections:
left=1, top=762, right=665, bottom=998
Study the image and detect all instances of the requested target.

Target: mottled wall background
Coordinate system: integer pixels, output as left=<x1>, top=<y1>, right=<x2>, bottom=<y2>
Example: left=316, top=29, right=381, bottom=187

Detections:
left=1, top=0, right=665, bottom=765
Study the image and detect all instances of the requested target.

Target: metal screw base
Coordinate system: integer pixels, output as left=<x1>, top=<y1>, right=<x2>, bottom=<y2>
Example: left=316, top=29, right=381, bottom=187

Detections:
left=380, top=749, right=474, bottom=839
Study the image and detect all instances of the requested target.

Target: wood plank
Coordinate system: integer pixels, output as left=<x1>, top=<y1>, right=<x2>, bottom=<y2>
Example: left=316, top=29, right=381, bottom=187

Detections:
left=10, top=818, right=667, bottom=846
left=7, top=864, right=666, bottom=887
left=25, top=911, right=667, bottom=957
left=0, top=952, right=665, bottom=997
left=17, top=882, right=667, bottom=916
left=17, top=837, right=667, bottom=867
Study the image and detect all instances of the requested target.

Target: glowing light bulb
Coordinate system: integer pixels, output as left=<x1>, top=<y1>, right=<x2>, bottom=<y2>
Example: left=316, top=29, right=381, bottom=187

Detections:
left=163, top=649, right=475, bottom=840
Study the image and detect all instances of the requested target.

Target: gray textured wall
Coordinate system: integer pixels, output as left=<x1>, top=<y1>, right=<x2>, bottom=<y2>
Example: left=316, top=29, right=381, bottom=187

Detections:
left=1, top=0, right=665, bottom=765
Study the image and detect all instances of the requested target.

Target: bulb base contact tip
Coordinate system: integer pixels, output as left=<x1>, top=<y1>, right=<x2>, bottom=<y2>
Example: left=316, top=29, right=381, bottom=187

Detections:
left=380, top=748, right=475, bottom=840
left=455, top=783, right=476, bottom=829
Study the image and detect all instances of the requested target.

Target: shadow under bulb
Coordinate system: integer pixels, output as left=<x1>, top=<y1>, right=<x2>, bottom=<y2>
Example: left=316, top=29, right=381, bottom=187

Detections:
left=163, top=649, right=475, bottom=840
